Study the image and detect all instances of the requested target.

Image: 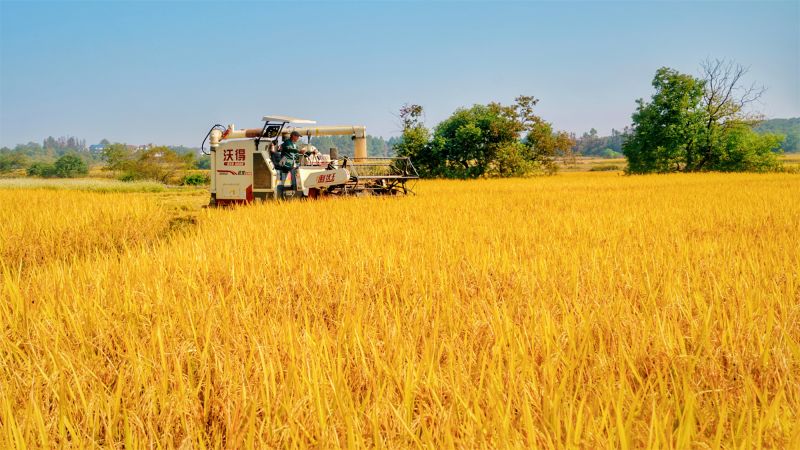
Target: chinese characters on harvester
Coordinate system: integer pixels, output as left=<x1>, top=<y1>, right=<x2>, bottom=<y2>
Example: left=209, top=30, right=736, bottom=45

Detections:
left=316, top=173, right=335, bottom=183
left=223, top=149, right=246, bottom=166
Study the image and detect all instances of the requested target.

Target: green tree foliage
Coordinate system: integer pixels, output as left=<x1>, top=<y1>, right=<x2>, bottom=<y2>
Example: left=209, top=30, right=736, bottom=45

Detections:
left=53, top=154, right=89, bottom=177
left=5, top=142, right=44, bottom=158
left=182, top=173, right=210, bottom=185
left=623, top=64, right=782, bottom=173
left=394, top=104, right=434, bottom=175
left=1, top=136, right=101, bottom=174
left=26, top=154, right=88, bottom=178
left=429, top=103, right=522, bottom=177
left=194, top=155, right=211, bottom=169
left=101, top=143, right=134, bottom=172
left=624, top=67, right=707, bottom=173
left=487, top=141, right=538, bottom=177
left=523, top=121, right=576, bottom=174
left=0, top=151, right=28, bottom=173
left=0, top=142, right=50, bottom=170
left=512, top=96, right=575, bottom=173
left=713, top=124, right=784, bottom=172
left=396, top=97, right=573, bottom=178
left=26, top=162, right=57, bottom=178
left=395, top=126, right=432, bottom=174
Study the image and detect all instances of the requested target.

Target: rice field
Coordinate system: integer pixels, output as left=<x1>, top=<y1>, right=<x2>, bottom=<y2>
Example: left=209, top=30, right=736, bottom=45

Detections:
left=1, top=172, right=799, bottom=448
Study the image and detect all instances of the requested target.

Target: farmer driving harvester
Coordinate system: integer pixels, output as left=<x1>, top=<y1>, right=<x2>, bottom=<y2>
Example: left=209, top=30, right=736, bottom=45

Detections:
left=277, top=130, right=318, bottom=198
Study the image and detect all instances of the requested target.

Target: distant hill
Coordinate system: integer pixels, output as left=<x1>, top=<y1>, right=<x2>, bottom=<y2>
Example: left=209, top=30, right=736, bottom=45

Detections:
left=754, top=118, right=800, bottom=152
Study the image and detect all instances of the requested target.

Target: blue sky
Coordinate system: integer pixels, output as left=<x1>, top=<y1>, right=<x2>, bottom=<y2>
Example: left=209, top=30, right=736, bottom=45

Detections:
left=1, top=1, right=798, bottom=147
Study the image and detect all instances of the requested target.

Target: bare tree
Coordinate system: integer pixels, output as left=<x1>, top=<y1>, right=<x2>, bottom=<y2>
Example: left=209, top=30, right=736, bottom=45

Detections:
left=398, top=103, right=425, bottom=131
left=693, top=58, right=766, bottom=170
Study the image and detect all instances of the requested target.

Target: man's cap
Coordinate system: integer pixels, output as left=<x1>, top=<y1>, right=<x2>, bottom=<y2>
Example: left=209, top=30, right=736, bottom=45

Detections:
left=290, top=131, right=302, bottom=137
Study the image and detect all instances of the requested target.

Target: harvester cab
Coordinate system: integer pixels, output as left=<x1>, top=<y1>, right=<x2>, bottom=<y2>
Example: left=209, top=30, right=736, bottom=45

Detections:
left=202, top=116, right=418, bottom=206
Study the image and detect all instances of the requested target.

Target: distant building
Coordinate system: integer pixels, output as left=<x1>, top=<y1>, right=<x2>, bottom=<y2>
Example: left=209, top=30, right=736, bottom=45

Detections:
left=89, top=144, right=106, bottom=154
left=89, top=143, right=153, bottom=154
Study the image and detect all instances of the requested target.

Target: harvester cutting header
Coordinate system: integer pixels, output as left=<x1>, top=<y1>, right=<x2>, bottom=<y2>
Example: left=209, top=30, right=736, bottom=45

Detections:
left=203, top=116, right=418, bottom=206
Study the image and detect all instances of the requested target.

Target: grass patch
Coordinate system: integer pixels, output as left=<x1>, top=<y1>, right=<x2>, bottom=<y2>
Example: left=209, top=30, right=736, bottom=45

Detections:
left=588, top=164, right=622, bottom=172
left=0, top=177, right=168, bottom=192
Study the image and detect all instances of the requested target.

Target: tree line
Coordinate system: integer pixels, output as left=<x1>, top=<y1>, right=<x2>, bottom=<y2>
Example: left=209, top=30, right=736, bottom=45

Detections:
left=0, top=136, right=93, bottom=177
left=0, top=134, right=399, bottom=182
left=304, top=135, right=398, bottom=157
left=0, top=137, right=207, bottom=181
left=571, top=128, right=628, bottom=158
left=754, top=118, right=800, bottom=153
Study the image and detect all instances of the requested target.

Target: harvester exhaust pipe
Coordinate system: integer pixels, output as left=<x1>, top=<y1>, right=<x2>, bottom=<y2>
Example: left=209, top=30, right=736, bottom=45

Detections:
left=209, top=128, right=225, bottom=200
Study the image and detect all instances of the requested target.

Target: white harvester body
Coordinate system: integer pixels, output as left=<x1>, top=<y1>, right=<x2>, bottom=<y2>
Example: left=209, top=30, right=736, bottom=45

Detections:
left=212, top=139, right=350, bottom=202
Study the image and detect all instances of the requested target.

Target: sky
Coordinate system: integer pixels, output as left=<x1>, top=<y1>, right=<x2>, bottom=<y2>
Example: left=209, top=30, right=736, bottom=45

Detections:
left=0, top=0, right=798, bottom=147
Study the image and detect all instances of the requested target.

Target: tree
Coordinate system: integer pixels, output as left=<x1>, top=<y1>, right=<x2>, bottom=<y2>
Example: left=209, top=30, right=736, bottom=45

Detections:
left=42, top=136, right=87, bottom=156
left=712, top=123, right=782, bottom=172
left=53, top=154, right=89, bottom=178
left=0, top=151, right=28, bottom=173
left=523, top=121, right=575, bottom=174
left=101, top=143, right=134, bottom=171
left=100, top=143, right=191, bottom=182
left=25, top=154, right=88, bottom=178
left=11, top=142, right=43, bottom=158
left=399, top=103, right=425, bottom=130
left=623, top=64, right=780, bottom=173
left=623, top=67, right=707, bottom=173
left=194, top=155, right=211, bottom=169
left=692, top=59, right=766, bottom=171
left=429, top=103, right=522, bottom=177
left=510, top=95, right=575, bottom=173
left=486, top=141, right=537, bottom=177
left=395, top=97, right=573, bottom=178
left=395, top=104, right=434, bottom=176
left=27, top=162, right=57, bottom=178
left=129, top=147, right=192, bottom=182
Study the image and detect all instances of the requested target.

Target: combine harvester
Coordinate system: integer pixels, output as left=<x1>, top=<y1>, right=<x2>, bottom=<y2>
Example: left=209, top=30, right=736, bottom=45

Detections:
left=203, top=116, right=418, bottom=206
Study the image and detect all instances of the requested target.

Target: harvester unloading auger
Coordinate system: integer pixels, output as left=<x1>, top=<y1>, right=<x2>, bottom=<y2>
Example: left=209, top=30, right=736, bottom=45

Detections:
left=202, top=116, right=418, bottom=206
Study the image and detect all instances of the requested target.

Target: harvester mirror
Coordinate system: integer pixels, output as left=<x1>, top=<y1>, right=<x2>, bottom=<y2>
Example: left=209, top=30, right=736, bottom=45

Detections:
left=329, top=147, right=338, bottom=160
